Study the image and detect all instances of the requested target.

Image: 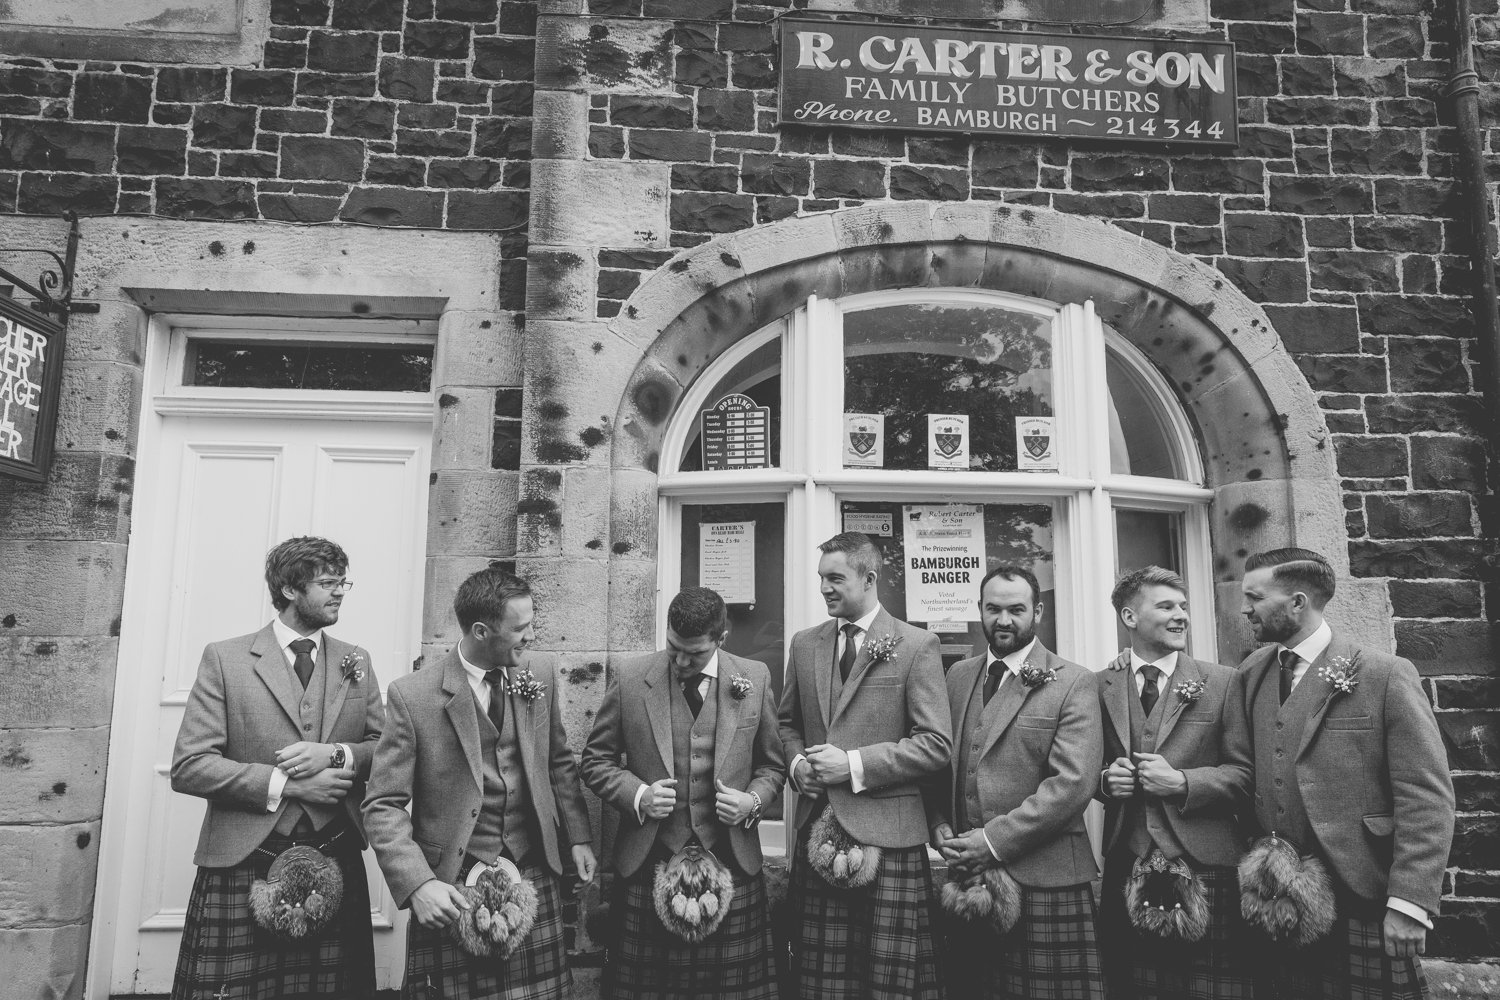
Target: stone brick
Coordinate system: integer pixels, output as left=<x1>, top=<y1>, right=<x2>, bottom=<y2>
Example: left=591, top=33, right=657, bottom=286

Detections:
left=1357, top=294, right=1472, bottom=339
left=0, top=66, right=72, bottom=99
left=696, top=89, right=754, bottom=131
left=272, top=0, right=330, bottom=24
left=191, top=103, right=257, bottom=149
left=428, top=157, right=503, bottom=188
left=670, top=191, right=753, bottom=233
left=1351, top=538, right=1484, bottom=579
left=16, top=173, right=118, bottom=215
left=340, top=186, right=444, bottom=227
left=675, top=49, right=728, bottom=89
left=0, top=120, right=116, bottom=173
left=630, top=129, right=711, bottom=162
left=1264, top=304, right=1360, bottom=353
left=814, top=159, right=886, bottom=200
left=1224, top=213, right=1303, bottom=257
left=1388, top=337, right=1467, bottom=393
left=1309, top=250, right=1400, bottom=292
left=0, top=727, right=107, bottom=824
left=380, top=57, right=436, bottom=102
left=436, top=0, right=498, bottom=19
left=1334, top=435, right=1408, bottom=478
left=1052, top=192, right=1144, bottom=218
left=73, top=73, right=152, bottom=124
left=397, top=128, right=471, bottom=157
left=229, top=68, right=296, bottom=106
left=1411, top=436, right=1487, bottom=492
left=731, top=53, right=777, bottom=90
left=1268, top=96, right=1370, bottom=127
left=1376, top=177, right=1459, bottom=216
left=405, top=20, right=472, bottom=59
left=670, top=163, right=737, bottom=193
left=1431, top=901, right=1500, bottom=960
left=973, top=142, right=1039, bottom=188
left=446, top=189, right=527, bottom=230
left=1296, top=353, right=1388, bottom=393
left=0, top=925, right=91, bottom=1000
left=742, top=154, right=810, bottom=197
left=1389, top=580, right=1483, bottom=619
left=1297, top=12, right=1367, bottom=55
left=474, top=118, right=528, bottom=157
left=261, top=108, right=328, bottom=133
left=258, top=191, right=343, bottom=222
left=331, top=0, right=403, bottom=29
left=1439, top=710, right=1500, bottom=772
left=1172, top=158, right=1263, bottom=193
left=1269, top=175, right=1374, bottom=214
left=473, top=36, right=534, bottom=81
left=330, top=98, right=396, bottom=139
left=719, top=22, right=773, bottom=53
left=1354, top=216, right=1442, bottom=254
left=279, top=135, right=364, bottom=181
left=1069, top=155, right=1170, bottom=192
left=307, top=29, right=381, bottom=72
left=1216, top=258, right=1308, bottom=303
left=116, top=126, right=187, bottom=175
left=1368, top=395, right=1486, bottom=435
left=1367, top=492, right=1473, bottom=538
left=154, top=176, right=256, bottom=219
left=891, top=164, right=969, bottom=201
left=156, top=67, right=227, bottom=104
left=610, top=95, right=692, bottom=130
left=1399, top=619, right=1500, bottom=676
left=1436, top=677, right=1499, bottom=711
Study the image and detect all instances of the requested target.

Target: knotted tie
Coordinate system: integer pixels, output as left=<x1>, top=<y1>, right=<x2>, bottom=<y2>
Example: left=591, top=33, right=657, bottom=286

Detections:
left=983, top=659, right=1005, bottom=706
left=837, top=623, right=862, bottom=682
left=682, top=672, right=706, bottom=718
left=1138, top=663, right=1161, bottom=716
left=289, top=638, right=316, bottom=690
left=1278, top=648, right=1299, bottom=705
left=484, top=669, right=507, bottom=735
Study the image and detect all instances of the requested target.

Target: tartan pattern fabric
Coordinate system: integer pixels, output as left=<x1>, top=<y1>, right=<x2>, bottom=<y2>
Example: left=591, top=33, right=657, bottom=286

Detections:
left=941, top=881, right=1105, bottom=1000
left=787, top=831, right=943, bottom=1000
left=1100, top=857, right=1252, bottom=999
left=171, top=835, right=375, bottom=1000
left=1254, top=907, right=1428, bottom=1000
left=402, top=864, right=569, bottom=1000
left=602, top=862, right=777, bottom=1000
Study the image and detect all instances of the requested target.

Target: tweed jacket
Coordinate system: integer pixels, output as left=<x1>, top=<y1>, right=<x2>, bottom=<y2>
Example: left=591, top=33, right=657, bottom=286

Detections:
left=361, top=650, right=592, bottom=907
left=778, top=606, right=952, bottom=848
left=926, top=643, right=1101, bottom=887
left=171, top=623, right=383, bottom=867
left=1239, top=630, right=1454, bottom=915
left=581, top=650, right=785, bottom=878
left=1097, top=653, right=1251, bottom=867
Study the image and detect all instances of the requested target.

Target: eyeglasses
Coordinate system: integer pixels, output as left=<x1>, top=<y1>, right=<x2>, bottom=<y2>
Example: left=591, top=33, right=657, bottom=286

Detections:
left=311, top=577, right=355, bottom=592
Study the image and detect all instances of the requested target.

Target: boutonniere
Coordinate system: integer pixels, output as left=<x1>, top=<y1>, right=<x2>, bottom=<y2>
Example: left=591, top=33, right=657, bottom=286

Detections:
left=1317, top=654, right=1360, bottom=697
left=509, top=667, right=546, bottom=703
left=340, top=650, right=365, bottom=682
left=1019, top=661, right=1056, bottom=688
left=1173, top=679, right=1206, bottom=704
left=864, top=634, right=902, bottom=663
left=729, top=673, right=753, bottom=700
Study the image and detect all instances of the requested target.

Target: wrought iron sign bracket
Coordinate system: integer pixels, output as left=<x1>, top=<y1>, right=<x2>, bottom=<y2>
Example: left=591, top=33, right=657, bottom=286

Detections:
left=0, top=211, right=99, bottom=322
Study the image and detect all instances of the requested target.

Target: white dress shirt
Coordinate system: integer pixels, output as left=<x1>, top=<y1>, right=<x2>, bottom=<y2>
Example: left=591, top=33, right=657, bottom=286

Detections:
left=265, top=618, right=351, bottom=811
left=633, top=651, right=719, bottom=822
left=1130, top=649, right=1179, bottom=695
left=793, top=604, right=882, bottom=794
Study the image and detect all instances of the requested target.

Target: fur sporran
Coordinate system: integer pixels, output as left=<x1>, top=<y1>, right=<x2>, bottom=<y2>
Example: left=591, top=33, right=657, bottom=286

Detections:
left=807, top=809, right=882, bottom=889
left=450, top=857, right=540, bottom=958
left=652, top=844, right=735, bottom=943
left=940, top=864, right=1022, bottom=933
left=1238, top=834, right=1336, bottom=948
left=1125, top=849, right=1211, bottom=942
left=248, top=845, right=345, bottom=940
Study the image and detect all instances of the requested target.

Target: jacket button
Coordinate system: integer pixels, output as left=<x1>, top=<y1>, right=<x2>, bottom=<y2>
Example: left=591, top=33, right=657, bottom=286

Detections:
left=1274, top=778, right=1283, bottom=787
left=1275, top=721, right=1284, bottom=730
left=471, top=809, right=478, bottom=817
left=303, top=723, right=312, bottom=732
left=1275, top=749, right=1284, bottom=759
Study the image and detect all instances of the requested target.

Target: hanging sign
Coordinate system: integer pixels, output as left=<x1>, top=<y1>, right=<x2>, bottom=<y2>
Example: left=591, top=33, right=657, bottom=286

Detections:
left=1016, top=416, right=1058, bottom=471
left=843, top=412, right=884, bottom=468
left=700, top=393, right=771, bottom=471
left=0, top=296, right=65, bottom=483
left=902, top=504, right=986, bottom=630
left=928, top=414, right=969, bottom=470
left=700, top=521, right=756, bottom=604
left=779, top=19, right=1237, bottom=148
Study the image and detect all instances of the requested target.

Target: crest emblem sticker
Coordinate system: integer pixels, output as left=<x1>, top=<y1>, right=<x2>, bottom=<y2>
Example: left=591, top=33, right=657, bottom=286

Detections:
left=927, top=414, right=969, bottom=470
left=843, top=413, right=884, bottom=467
left=1015, top=416, right=1058, bottom=471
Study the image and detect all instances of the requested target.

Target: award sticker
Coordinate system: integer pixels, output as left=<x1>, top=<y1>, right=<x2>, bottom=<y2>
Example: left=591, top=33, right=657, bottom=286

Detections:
left=1016, top=416, right=1057, bottom=471
left=844, top=413, right=884, bottom=468
left=927, top=414, right=969, bottom=470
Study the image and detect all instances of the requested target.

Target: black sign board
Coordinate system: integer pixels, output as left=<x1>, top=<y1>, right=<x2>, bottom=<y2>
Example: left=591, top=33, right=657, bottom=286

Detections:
left=0, top=295, right=65, bottom=483
left=701, top=393, right=771, bottom=470
left=779, top=19, right=1237, bottom=148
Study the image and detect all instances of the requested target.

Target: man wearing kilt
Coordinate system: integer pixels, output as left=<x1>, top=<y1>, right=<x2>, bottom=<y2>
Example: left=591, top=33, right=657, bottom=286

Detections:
left=1238, top=548, right=1454, bottom=1000
left=1097, top=566, right=1253, bottom=999
left=581, top=586, right=786, bottom=999
left=778, top=531, right=952, bottom=1000
left=363, top=567, right=597, bottom=1000
left=170, top=536, right=383, bottom=1000
left=927, top=563, right=1105, bottom=1000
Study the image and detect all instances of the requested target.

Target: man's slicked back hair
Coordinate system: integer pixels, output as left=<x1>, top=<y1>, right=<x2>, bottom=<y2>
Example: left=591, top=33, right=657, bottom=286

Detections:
left=1111, top=565, right=1187, bottom=614
left=667, top=587, right=729, bottom=641
left=454, top=567, right=532, bottom=632
left=265, top=536, right=348, bottom=611
left=1245, top=547, right=1336, bottom=609
left=818, top=531, right=882, bottom=580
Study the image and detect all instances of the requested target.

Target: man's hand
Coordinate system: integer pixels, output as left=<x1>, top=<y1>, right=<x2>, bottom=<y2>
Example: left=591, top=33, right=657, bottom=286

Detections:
left=1107, top=649, right=1130, bottom=672
left=1134, top=752, right=1186, bottom=797
left=275, top=741, right=336, bottom=778
left=409, top=878, right=470, bottom=930
left=571, top=844, right=598, bottom=884
left=282, top=766, right=355, bottom=804
left=1383, top=908, right=1427, bottom=959
left=714, top=779, right=755, bottom=825
left=805, top=744, right=851, bottom=786
left=1104, top=757, right=1137, bottom=799
left=931, top=822, right=955, bottom=855
left=938, top=828, right=993, bottom=869
left=793, top=758, right=825, bottom=798
left=641, top=778, right=678, bottom=821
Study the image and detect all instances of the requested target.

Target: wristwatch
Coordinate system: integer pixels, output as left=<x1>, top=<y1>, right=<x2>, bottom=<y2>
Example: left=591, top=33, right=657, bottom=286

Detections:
left=330, top=745, right=346, bottom=769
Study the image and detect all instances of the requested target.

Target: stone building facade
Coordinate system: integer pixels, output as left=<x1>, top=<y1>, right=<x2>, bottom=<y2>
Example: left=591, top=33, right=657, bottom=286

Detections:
left=0, top=0, right=1496, bottom=996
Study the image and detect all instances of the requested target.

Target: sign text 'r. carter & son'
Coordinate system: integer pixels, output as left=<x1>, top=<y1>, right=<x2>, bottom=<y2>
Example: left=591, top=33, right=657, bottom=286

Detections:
left=779, top=19, right=1237, bottom=148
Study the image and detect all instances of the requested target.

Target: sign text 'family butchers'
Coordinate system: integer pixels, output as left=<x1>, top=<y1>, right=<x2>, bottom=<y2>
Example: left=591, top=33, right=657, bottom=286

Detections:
left=779, top=19, right=1237, bottom=148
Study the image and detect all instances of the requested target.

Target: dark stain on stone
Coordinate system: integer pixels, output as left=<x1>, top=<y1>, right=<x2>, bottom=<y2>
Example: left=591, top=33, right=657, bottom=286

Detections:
left=352, top=301, right=371, bottom=314
left=208, top=241, right=225, bottom=256
left=564, top=664, right=597, bottom=684
left=585, top=539, right=602, bottom=550
left=429, top=473, right=439, bottom=485
left=517, top=496, right=559, bottom=517
left=874, top=220, right=894, bottom=241
left=1272, top=413, right=1290, bottom=431
left=1152, top=338, right=1165, bottom=347
left=242, top=241, right=255, bottom=254
left=536, top=439, right=587, bottom=463
left=676, top=354, right=688, bottom=366
left=2, top=747, right=31, bottom=768
left=579, top=426, right=607, bottom=447
left=612, top=541, right=632, bottom=555
left=1200, top=364, right=1215, bottom=376
left=626, top=305, right=639, bottom=319
left=1246, top=468, right=1263, bottom=481
left=539, top=401, right=568, bottom=421
left=646, top=451, right=659, bottom=473
left=34, top=641, right=56, bottom=654
left=105, top=429, right=120, bottom=440
left=558, top=251, right=584, bottom=267
left=592, top=342, right=604, bottom=353
left=1018, top=209, right=1034, bottom=224
left=1235, top=548, right=1248, bottom=557
left=1229, top=503, right=1270, bottom=531
left=633, top=377, right=673, bottom=424
left=516, top=314, right=526, bottom=330
left=77, top=831, right=91, bottom=849
left=438, top=393, right=459, bottom=408
left=2, top=614, right=16, bottom=628
left=720, top=251, right=741, bottom=268
left=481, top=320, right=492, bottom=329
left=1199, top=352, right=1215, bottom=364
left=111, top=616, right=122, bottom=636
left=670, top=259, right=690, bottom=273
left=52, top=781, right=66, bottom=795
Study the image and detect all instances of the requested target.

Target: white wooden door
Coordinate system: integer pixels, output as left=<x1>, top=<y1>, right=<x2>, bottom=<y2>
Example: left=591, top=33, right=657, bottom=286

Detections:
left=101, top=407, right=430, bottom=994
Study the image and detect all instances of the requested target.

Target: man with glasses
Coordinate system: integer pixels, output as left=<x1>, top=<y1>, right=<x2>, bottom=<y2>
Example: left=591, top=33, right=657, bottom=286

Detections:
left=171, top=536, right=383, bottom=1000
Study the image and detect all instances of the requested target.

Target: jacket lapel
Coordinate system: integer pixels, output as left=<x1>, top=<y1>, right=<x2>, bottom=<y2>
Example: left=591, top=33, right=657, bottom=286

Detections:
left=831, top=607, right=891, bottom=724
left=814, top=621, right=836, bottom=729
left=251, top=624, right=303, bottom=730
left=980, top=643, right=1053, bottom=758
left=319, top=635, right=354, bottom=743
left=1155, top=654, right=1200, bottom=749
left=948, top=655, right=985, bottom=805
left=441, top=653, right=484, bottom=792
left=643, top=653, right=675, bottom=773
left=1295, top=633, right=1347, bottom=761
left=513, top=658, right=540, bottom=787
left=713, top=653, right=743, bottom=768
left=1100, top=664, right=1133, bottom=752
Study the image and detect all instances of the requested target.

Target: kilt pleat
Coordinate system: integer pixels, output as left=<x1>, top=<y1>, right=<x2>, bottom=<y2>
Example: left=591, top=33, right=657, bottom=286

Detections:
left=787, top=830, right=942, bottom=1000
left=602, top=863, right=778, bottom=1000
left=402, top=864, right=568, bottom=1000
left=941, top=881, right=1105, bottom=1000
left=1099, top=854, right=1251, bottom=1000
left=171, top=837, right=375, bottom=1000
left=1254, top=907, right=1428, bottom=1000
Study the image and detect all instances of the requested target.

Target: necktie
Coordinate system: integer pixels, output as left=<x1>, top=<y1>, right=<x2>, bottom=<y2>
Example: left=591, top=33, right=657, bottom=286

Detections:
left=484, top=669, right=506, bottom=735
left=289, top=638, right=315, bottom=690
left=983, top=660, right=1004, bottom=706
left=1278, top=648, right=1299, bottom=705
left=682, top=672, right=706, bottom=718
left=837, top=623, right=862, bottom=682
left=1138, top=663, right=1161, bottom=717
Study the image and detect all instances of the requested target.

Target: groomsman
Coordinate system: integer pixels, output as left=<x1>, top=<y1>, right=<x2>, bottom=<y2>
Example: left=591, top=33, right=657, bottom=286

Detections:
left=363, top=567, right=596, bottom=1000
left=171, top=536, right=382, bottom=1000
left=778, top=531, right=951, bottom=1000
left=928, top=563, right=1104, bottom=1000
left=1097, top=566, right=1252, bottom=999
left=581, top=587, right=785, bottom=999
left=1239, top=547, right=1454, bottom=1000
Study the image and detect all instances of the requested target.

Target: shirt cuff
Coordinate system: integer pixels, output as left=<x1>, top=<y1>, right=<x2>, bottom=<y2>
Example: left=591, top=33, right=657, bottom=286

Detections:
left=632, top=783, right=648, bottom=825
left=848, top=749, right=866, bottom=793
left=267, top=766, right=287, bottom=812
left=981, top=827, right=1001, bottom=861
left=791, top=754, right=807, bottom=790
left=1387, top=896, right=1432, bottom=929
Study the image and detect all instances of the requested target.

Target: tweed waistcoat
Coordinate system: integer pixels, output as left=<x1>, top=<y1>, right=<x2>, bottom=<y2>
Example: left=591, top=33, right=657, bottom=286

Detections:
left=659, top=677, right=720, bottom=853
left=955, top=667, right=1006, bottom=834
left=274, top=654, right=337, bottom=834
left=466, top=691, right=535, bottom=864
left=1124, top=673, right=1188, bottom=859
left=1252, top=667, right=1321, bottom=851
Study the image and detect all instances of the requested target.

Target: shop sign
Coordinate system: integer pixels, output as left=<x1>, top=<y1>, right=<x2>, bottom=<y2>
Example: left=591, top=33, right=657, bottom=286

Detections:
left=700, top=392, right=771, bottom=470
left=700, top=521, right=757, bottom=604
left=0, top=295, right=65, bottom=483
left=902, top=503, right=986, bottom=630
left=779, top=18, right=1237, bottom=148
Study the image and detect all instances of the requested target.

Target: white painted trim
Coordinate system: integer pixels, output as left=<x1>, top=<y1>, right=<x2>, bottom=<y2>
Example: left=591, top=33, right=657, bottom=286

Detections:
left=657, top=320, right=783, bottom=477
left=1102, top=323, right=1206, bottom=486
left=152, top=394, right=436, bottom=422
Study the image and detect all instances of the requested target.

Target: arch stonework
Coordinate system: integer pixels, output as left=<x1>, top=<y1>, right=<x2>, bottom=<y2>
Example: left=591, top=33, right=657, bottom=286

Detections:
left=522, top=201, right=1387, bottom=667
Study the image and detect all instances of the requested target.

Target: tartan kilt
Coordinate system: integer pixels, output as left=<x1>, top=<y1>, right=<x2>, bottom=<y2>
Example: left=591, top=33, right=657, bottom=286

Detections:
left=788, top=825, right=942, bottom=1000
left=941, top=881, right=1105, bottom=1000
left=602, top=860, right=778, bottom=1000
left=1100, top=853, right=1252, bottom=999
left=171, top=832, right=375, bottom=1000
left=402, top=863, right=568, bottom=1000
left=1253, top=903, right=1428, bottom=1000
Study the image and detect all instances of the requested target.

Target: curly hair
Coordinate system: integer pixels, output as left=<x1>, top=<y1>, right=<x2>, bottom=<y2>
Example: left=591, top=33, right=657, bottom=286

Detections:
left=265, top=537, right=348, bottom=611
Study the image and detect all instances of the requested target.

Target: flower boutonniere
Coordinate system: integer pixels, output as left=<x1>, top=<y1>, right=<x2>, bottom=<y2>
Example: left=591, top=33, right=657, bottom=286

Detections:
left=509, top=667, right=546, bottom=703
left=340, top=650, right=365, bottom=682
left=1317, top=654, right=1360, bottom=697
left=1174, top=678, right=1206, bottom=704
left=729, top=673, right=753, bottom=700
left=1019, top=661, right=1056, bottom=689
left=864, top=634, right=902, bottom=663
